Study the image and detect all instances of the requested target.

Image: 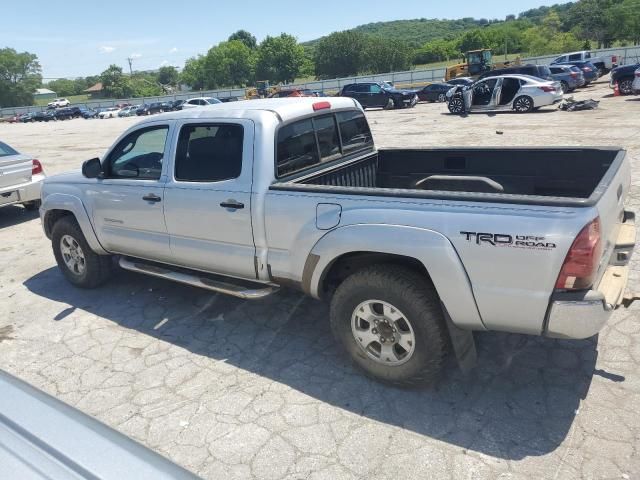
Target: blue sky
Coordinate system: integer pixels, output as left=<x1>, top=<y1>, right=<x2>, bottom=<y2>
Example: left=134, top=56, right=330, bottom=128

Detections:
left=4, top=0, right=560, bottom=79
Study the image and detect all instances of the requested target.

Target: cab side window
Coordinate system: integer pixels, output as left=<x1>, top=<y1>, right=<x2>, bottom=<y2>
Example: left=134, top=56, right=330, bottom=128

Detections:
left=175, top=124, right=244, bottom=182
left=106, top=126, right=168, bottom=180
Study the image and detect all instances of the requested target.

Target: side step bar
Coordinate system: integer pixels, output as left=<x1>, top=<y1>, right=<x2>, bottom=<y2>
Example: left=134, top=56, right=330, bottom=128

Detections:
left=118, top=257, right=279, bottom=300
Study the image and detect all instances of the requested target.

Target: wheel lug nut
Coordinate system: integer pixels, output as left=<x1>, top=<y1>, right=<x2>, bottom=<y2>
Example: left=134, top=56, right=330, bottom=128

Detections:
left=380, top=338, right=386, bottom=343
left=390, top=336, right=395, bottom=342
left=372, top=329, right=378, bottom=334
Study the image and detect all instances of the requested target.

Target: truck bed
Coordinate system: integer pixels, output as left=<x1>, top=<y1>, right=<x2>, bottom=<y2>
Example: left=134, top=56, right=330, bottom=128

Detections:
left=272, top=147, right=624, bottom=207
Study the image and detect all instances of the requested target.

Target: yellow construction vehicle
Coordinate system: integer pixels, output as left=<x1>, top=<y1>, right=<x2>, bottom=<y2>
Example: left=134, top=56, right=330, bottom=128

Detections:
left=245, top=80, right=279, bottom=99
left=445, top=49, right=521, bottom=81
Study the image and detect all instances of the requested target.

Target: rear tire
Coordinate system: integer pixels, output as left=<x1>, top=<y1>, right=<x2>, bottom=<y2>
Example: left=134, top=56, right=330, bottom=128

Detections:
left=437, top=93, right=447, bottom=103
left=384, top=98, right=396, bottom=110
left=330, top=265, right=448, bottom=387
left=513, top=95, right=534, bottom=113
left=51, top=216, right=112, bottom=289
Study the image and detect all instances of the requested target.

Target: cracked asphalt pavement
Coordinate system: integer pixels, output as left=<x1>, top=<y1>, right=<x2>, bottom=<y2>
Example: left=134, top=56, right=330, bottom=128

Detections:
left=1, top=80, right=639, bottom=479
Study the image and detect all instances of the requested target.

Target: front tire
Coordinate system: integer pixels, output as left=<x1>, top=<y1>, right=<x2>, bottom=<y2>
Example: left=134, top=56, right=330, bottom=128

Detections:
left=384, top=98, right=396, bottom=110
left=513, top=95, right=534, bottom=113
left=620, top=78, right=634, bottom=95
left=448, top=97, right=464, bottom=114
left=52, top=216, right=112, bottom=288
left=330, top=265, right=448, bottom=387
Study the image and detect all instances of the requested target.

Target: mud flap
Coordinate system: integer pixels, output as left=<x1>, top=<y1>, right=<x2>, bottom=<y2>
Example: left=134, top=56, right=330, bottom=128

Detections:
left=442, top=305, right=477, bottom=374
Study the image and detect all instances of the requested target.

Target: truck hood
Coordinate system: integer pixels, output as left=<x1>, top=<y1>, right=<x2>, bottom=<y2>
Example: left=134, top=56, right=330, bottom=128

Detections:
left=43, top=170, right=84, bottom=184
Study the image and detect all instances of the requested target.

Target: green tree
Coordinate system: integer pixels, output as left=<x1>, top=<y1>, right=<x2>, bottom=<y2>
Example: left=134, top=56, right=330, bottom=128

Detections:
left=364, top=37, right=413, bottom=73
left=46, top=78, right=76, bottom=96
left=204, top=40, right=255, bottom=87
left=157, top=65, right=179, bottom=86
left=228, top=30, right=257, bottom=50
left=180, top=56, right=207, bottom=90
left=414, top=38, right=459, bottom=64
left=314, top=30, right=368, bottom=78
left=0, top=47, right=42, bottom=107
left=457, top=29, right=489, bottom=52
left=255, top=34, right=305, bottom=83
left=100, top=64, right=133, bottom=98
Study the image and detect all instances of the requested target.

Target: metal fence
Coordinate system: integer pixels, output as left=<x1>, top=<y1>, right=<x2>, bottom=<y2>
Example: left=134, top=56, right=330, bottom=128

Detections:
left=2, top=45, right=639, bottom=118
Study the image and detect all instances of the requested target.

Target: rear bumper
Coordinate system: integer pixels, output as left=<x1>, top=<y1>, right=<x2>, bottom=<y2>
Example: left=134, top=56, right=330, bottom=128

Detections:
left=0, top=174, right=44, bottom=206
left=545, top=211, right=636, bottom=339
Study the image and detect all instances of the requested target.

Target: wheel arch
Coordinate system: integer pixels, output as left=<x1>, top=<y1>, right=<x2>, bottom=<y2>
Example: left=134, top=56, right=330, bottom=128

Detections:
left=304, top=224, right=485, bottom=331
left=42, top=193, right=108, bottom=254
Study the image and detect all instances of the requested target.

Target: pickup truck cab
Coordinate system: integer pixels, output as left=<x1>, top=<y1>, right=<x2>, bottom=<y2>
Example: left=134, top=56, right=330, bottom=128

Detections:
left=40, top=98, right=636, bottom=386
left=551, top=50, right=619, bottom=75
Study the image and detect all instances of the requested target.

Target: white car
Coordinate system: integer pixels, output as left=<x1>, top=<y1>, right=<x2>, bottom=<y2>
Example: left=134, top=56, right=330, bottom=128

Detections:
left=0, top=140, right=45, bottom=210
left=181, top=97, right=223, bottom=109
left=633, top=67, right=640, bottom=94
left=47, top=98, right=70, bottom=108
left=98, top=107, right=121, bottom=119
left=447, top=74, right=563, bottom=114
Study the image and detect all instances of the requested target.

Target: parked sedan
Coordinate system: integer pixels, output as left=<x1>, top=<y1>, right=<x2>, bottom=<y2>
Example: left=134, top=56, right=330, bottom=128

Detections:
left=136, top=102, right=170, bottom=115
left=610, top=63, right=640, bottom=95
left=170, top=99, right=186, bottom=110
left=118, top=105, right=139, bottom=117
left=446, top=77, right=475, bottom=87
left=447, top=74, right=563, bottom=114
left=55, top=106, right=83, bottom=120
left=551, top=61, right=598, bottom=85
left=549, top=65, right=585, bottom=93
left=0, top=140, right=45, bottom=211
left=181, top=97, right=223, bottom=109
left=413, top=83, right=453, bottom=102
left=32, top=110, right=57, bottom=122
left=98, top=107, right=121, bottom=119
left=340, top=82, right=418, bottom=109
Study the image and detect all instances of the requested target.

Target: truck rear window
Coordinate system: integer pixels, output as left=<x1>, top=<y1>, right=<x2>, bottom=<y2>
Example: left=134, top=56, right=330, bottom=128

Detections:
left=276, top=110, right=372, bottom=178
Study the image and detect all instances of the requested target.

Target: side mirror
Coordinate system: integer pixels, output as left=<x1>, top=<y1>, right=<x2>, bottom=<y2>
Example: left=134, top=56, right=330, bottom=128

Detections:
left=82, top=157, right=102, bottom=178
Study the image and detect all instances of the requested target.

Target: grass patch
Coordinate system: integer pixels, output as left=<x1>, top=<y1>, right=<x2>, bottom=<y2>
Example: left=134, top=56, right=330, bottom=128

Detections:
left=34, top=94, right=90, bottom=106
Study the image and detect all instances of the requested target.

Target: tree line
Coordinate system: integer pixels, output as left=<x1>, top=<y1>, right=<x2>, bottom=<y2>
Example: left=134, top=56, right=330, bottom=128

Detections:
left=1, top=0, right=639, bottom=107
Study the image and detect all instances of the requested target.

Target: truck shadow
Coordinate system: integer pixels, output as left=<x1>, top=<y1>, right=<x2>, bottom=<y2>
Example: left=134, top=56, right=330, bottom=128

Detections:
left=0, top=205, right=39, bottom=230
left=25, top=266, right=598, bottom=461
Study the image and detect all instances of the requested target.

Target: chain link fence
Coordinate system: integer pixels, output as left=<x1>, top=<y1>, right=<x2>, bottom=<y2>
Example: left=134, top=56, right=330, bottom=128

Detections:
left=2, top=45, right=639, bottom=118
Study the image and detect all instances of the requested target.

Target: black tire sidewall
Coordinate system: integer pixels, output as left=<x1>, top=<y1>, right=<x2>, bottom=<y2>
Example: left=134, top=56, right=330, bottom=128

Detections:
left=51, top=217, right=109, bottom=288
left=330, top=268, right=446, bottom=386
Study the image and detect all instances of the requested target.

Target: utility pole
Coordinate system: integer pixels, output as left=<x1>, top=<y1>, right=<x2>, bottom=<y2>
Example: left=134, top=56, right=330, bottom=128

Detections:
left=127, top=57, right=133, bottom=76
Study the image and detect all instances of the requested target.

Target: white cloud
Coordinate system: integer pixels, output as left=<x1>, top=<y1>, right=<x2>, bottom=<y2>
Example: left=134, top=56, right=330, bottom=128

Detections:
left=129, top=52, right=142, bottom=59
left=99, top=46, right=116, bottom=53
left=159, top=60, right=170, bottom=67
left=168, top=47, right=178, bottom=54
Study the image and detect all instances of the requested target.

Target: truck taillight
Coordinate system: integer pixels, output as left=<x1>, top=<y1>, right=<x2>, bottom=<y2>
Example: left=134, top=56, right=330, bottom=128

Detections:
left=555, top=217, right=602, bottom=290
left=612, top=55, right=617, bottom=63
left=32, top=159, right=43, bottom=175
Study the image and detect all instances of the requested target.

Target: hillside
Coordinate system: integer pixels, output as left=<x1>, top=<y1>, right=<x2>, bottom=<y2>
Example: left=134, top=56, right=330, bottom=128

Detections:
left=303, top=18, right=489, bottom=48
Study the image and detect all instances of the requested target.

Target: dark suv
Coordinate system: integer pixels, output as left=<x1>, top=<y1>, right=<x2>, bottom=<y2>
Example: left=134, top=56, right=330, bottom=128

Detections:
left=339, top=82, right=417, bottom=109
left=478, top=64, right=552, bottom=81
left=610, top=63, right=640, bottom=95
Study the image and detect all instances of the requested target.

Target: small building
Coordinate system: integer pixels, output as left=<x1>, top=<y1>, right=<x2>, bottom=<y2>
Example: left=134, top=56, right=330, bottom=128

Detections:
left=34, top=88, right=56, bottom=101
left=84, top=82, right=104, bottom=99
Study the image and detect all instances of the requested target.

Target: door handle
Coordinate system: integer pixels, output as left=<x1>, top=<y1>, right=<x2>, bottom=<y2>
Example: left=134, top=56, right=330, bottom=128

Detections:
left=142, top=193, right=162, bottom=203
left=220, top=200, right=244, bottom=210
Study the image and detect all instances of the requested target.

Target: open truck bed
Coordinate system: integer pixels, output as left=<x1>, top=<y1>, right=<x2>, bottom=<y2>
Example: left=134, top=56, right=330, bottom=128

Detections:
left=272, top=147, right=625, bottom=208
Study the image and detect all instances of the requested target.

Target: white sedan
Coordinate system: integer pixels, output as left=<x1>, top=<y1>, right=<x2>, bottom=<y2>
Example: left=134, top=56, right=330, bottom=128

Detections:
left=0, top=141, right=45, bottom=211
left=98, top=107, right=121, bottom=119
left=633, top=66, right=640, bottom=94
left=447, top=74, right=563, bottom=114
left=181, top=97, right=223, bottom=109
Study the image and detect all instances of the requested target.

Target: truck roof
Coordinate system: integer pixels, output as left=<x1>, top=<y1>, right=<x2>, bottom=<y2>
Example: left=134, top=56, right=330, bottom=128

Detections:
left=138, top=97, right=360, bottom=124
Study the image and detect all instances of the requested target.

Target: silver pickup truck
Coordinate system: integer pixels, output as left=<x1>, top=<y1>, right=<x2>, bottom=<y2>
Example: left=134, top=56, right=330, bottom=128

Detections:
left=40, top=98, right=636, bottom=386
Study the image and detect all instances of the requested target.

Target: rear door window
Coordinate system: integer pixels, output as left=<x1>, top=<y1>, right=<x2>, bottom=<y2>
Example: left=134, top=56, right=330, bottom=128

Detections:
left=175, top=124, right=244, bottom=182
left=569, top=53, right=582, bottom=61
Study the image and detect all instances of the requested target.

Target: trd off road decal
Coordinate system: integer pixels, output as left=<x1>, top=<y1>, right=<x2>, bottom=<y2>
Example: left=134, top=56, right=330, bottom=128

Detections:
left=460, top=232, right=557, bottom=250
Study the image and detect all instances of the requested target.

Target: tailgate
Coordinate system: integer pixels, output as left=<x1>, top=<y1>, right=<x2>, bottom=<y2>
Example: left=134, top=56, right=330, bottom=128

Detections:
left=593, top=150, right=631, bottom=282
left=0, top=154, right=32, bottom=189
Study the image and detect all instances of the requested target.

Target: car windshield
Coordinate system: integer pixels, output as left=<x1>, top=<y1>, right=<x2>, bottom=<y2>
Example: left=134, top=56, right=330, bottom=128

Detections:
left=203, top=98, right=221, bottom=104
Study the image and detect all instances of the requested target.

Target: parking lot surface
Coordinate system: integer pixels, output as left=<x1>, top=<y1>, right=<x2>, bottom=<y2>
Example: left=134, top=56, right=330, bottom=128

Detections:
left=1, top=80, right=639, bottom=479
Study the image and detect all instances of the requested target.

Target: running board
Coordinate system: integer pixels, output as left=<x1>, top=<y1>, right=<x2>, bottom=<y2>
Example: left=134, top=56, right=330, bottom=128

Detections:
left=118, top=257, right=278, bottom=300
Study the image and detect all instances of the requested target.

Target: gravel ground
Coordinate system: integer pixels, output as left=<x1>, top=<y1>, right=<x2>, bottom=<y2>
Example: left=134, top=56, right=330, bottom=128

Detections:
left=1, top=79, right=639, bottom=480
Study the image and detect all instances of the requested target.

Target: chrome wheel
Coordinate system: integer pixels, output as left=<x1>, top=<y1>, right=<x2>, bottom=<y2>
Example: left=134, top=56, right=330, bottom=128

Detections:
left=620, top=79, right=634, bottom=95
left=60, top=234, right=86, bottom=275
left=437, top=93, right=446, bottom=103
left=514, top=96, right=533, bottom=113
left=351, top=300, right=416, bottom=366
